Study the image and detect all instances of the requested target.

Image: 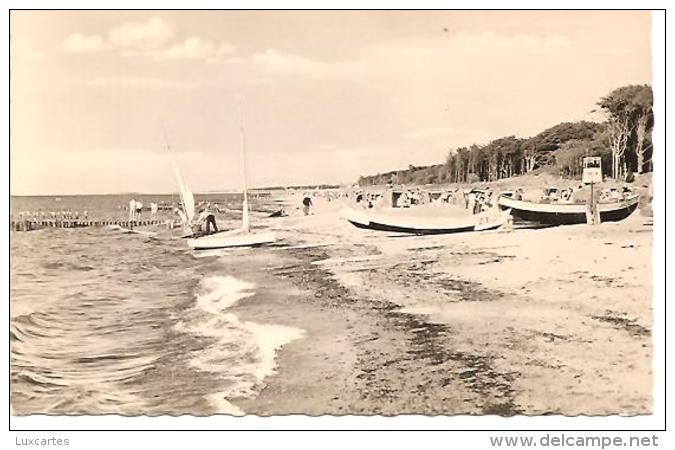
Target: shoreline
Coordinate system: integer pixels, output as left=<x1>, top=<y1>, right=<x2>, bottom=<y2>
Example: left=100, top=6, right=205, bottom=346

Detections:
left=233, top=201, right=652, bottom=416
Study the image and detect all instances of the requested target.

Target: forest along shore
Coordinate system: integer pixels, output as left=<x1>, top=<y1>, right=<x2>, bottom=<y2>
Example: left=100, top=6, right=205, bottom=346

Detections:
left=234, top=200, right=652, bottom=415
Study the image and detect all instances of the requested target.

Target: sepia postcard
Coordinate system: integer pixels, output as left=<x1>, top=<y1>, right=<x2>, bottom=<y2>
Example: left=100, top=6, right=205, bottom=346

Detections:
left=7, top=6, right=666, bottom=444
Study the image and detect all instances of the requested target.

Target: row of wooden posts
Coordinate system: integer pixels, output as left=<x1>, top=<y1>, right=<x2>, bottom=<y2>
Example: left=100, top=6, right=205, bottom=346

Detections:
left=11, top=219, right=164, bottom=232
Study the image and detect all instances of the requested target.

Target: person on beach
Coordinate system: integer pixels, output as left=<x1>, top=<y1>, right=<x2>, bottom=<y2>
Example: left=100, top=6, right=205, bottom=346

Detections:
left=400, top=191, right=410, bottom=208
left=128, top=199, right=136, bottom=222
left=174, top=207, right=187, bottom=227
left=467, top=191, right=477, bottom=214
left=476, top=192, right=484, bottom=212
left=150, top=202, right=158, bottom=220
left=302, top=195, right=313, bottom=216
left=137, top=201, right=145, bottom=221
left=485, top=191, right=494, bottom=209
left=197, top=203, right=218, bottom=234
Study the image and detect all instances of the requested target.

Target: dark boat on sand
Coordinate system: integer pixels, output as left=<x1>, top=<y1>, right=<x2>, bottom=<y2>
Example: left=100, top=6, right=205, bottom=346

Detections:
left=497, top=195, right=639, bottom=225
left=342, top=208, right=510, bottom=235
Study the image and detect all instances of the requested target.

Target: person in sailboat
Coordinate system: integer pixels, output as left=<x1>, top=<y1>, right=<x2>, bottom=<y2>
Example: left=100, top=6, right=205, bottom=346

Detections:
left=197, top=203, right=218, bottom=234
left=174, top=207, right=186, bottom=225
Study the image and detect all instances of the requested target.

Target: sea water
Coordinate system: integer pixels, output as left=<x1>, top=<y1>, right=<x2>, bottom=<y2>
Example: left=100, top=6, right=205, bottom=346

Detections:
left=10, top=194, right=303, bottom=415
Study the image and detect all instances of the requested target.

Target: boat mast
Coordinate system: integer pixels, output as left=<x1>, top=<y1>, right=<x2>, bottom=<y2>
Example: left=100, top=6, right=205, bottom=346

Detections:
left=237, top=99, right=250, bottom=233
left=161, top=119, right=190, bottom=223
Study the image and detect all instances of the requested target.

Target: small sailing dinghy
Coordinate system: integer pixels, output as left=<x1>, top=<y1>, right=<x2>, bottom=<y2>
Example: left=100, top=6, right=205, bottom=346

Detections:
left=186, top=102, right=276, bottom=250
left=163, top=122, right=197, bottom=238
left=342, top=207, right=510, bottom=235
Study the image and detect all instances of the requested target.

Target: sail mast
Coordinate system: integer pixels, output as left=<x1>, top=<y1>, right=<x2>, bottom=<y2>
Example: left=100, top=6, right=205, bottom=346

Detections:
left=161, top=119, right=195, bottom=225
left=237, top=99, right=250, bottom=233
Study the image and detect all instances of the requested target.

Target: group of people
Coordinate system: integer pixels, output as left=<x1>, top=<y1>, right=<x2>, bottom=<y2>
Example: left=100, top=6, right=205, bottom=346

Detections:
left=127, top=199, right=160, bottom=222
left=394, top=190, right=425, bottom=208
left=172, top=201, right=219, bottom=236
left=394, top=189, right=463, bottom=208
left=355, top=192, right=383, bottom=209
left=540, top=187, right=578, bottom=203
left=465, top=189, right=495, bottom=215
left=538, top=185, right=633, bottom=204
left=600, top=186, right=633, bottom=201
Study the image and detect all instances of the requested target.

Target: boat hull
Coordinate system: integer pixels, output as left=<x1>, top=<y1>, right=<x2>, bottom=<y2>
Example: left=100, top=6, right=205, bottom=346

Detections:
left=342, top=208, right=508, bottom=235
left=498, top=195, right=639, bottom=225
left=187, top=230, right=277, bottom=250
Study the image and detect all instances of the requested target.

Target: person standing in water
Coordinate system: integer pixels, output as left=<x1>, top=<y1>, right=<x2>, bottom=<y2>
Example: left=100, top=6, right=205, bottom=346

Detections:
left=150, top=202, right=158, bottom=221
left=128, top=199, right=136, bottom=222
left=302, top=194, right=313, bottom=216
left=135, top=201, right=144, bottom=222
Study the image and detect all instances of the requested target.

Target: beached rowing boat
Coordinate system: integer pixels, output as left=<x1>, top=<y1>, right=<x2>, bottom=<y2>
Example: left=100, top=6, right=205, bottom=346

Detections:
left=341, top=208, right=510, bottom=235
left=497, top=195, right=639, bottom=225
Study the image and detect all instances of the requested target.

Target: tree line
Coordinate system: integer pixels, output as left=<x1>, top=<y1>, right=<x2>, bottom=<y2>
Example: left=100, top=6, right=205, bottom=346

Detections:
left=358, top=84, right=653, bottom=187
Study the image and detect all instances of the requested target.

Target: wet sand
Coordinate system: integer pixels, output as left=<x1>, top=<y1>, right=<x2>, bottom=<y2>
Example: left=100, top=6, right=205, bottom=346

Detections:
left=234, top=199, right=653, bottom=416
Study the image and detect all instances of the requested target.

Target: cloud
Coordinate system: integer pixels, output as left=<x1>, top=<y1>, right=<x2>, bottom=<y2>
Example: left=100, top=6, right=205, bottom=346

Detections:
left=248, top=31, right=569, bottom=81
left=251, top=49, right=363, bottom=79
left=59, top=33, right=107, bottom=53
left=151, top=37, right=235, bottom=60
left=107, top=17, right=173, bottom=49
left=58, top=17, right=236, bottom=64
left=59, top=17, right=172, bottom=54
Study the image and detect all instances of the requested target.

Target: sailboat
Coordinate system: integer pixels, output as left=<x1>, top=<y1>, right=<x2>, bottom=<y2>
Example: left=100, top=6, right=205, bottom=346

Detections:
left=186, top=102, right=277, bottom=250
left=163, top=123, right=196, bottom=238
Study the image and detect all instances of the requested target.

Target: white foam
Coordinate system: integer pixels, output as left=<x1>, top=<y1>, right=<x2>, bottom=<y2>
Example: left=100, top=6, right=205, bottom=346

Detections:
left=179, top=274, right=305, bottom=414
left=195, top=275, right=256, bottom=315
left=203, top=393, right=245, bottom=416
left=238, top=318, right=305, bottom=382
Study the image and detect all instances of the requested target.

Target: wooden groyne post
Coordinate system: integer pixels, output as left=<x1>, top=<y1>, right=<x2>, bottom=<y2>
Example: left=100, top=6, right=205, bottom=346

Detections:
left=10, top=219, right=164, bottom=232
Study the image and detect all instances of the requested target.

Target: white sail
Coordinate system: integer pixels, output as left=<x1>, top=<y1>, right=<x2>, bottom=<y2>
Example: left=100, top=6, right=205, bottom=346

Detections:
left=162, top=120, right=195, bottom=225
left=170, top=156, right=195, bottom=225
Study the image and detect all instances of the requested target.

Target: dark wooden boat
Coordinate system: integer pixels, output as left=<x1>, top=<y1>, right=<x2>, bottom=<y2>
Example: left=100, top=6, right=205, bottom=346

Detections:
left=497, top=195, right=639, bottom=225
left=342, top=208, right=510, bottom=235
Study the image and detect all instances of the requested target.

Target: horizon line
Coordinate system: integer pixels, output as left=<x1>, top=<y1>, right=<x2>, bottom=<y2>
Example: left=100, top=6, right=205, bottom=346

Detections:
left=9, top=184, right=349, bottom=197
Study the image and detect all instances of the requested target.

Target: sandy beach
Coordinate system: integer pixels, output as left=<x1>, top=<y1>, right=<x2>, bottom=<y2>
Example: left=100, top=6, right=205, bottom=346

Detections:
left=232, top=196, right=653, bottom=416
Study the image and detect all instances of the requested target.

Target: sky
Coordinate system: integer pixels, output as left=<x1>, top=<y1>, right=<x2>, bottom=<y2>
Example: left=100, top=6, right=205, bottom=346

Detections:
left=10, top=11, right=652, bottom=195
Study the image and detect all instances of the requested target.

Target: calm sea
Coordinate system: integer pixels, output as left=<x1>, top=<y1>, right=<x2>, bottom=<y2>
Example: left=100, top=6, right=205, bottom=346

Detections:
left=10, top=194, right=303, bottom=416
